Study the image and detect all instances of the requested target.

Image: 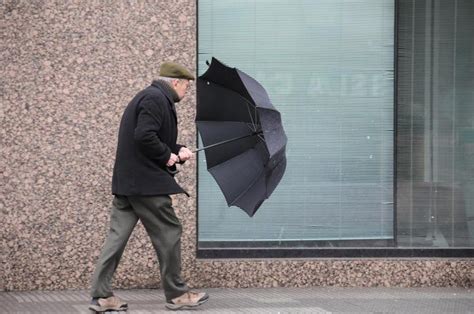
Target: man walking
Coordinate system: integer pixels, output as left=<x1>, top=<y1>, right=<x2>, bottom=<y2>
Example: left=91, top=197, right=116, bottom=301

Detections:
left=89, top=62, right=208, bottom=312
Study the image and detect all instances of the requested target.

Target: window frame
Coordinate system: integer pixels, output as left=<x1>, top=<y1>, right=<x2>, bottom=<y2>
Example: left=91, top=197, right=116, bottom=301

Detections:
left=195, top=0, right=474, bottom=259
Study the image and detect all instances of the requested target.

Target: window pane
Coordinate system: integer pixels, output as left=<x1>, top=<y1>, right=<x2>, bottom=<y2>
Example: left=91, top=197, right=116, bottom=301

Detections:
left=198, top=0, right=394, bottom=247
left=397, top=0, right=474, bottom=247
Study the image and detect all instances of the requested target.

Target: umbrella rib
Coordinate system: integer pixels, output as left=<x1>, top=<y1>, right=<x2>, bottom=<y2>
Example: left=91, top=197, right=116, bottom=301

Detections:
left=194, top=131, right=261, bottom=152
left=245, top=102, right=257, bottom=132
left=197, top=120, right=264, bottom=144
left=246, top=122, right=256, bottom=133
left=254, top=103, right=258, bottom=129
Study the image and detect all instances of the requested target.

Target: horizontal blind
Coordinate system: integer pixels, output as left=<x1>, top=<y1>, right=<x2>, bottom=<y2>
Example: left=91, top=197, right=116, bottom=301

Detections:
left=198, top=0, right=394, bottom=244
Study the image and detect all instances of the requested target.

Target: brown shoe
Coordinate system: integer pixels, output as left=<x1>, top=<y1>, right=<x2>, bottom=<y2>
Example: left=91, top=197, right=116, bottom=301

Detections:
left=89, top=296, right=128, bottom=312
left=165, top=291, right=209, bottom=310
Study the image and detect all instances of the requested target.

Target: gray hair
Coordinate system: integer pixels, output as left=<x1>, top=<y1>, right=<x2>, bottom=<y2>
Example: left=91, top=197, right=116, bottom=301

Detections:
left=157, top=76, right=183, bottom=83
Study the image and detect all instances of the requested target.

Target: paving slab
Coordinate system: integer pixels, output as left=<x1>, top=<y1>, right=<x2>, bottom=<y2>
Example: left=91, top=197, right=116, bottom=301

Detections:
left=0, top=287, right=473, bottom=313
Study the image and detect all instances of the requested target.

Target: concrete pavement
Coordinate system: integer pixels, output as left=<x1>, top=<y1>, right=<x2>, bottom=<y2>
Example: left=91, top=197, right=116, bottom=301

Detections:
left=1, top=287, right=473, bottom=313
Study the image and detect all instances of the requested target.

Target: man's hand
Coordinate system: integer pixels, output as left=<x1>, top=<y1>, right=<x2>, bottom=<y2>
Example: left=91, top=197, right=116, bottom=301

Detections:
left=166, top=153, right=180, bottom=167
left=178, top=147, right=194, bottom=162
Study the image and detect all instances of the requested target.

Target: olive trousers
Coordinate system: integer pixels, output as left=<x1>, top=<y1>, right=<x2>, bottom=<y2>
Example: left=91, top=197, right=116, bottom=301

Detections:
left=90, top=195, right=189, bottom=301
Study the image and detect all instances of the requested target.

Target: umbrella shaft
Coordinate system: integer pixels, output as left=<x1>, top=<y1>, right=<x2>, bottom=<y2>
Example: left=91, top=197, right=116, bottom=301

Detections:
left=194, top=131, right=262, bottom=153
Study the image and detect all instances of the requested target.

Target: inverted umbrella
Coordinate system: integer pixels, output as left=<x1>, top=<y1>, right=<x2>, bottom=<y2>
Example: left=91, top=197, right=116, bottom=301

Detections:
left=196, top=57, right=287, bottom=217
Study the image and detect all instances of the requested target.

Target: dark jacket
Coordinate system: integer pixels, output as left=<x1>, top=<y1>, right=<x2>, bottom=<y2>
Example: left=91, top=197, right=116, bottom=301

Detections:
left=111, top=81, right=187, bottom=196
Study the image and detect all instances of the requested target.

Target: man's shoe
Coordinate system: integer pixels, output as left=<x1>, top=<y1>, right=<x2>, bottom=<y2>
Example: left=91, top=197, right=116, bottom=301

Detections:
left=89, top=296, right=128, bottom=312
left=165, top=291, right=209, bottom=310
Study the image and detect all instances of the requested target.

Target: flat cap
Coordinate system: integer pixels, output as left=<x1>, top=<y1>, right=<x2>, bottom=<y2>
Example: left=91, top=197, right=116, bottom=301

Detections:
left=159, top=61, right=195, bottom=80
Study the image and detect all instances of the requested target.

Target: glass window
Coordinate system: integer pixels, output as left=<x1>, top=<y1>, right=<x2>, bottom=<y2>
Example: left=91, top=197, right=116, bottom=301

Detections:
left=197, top=0, right=474, bottom=254
left=197, top=0, right=395, bottom=248
left=397, top=0, right=474, bottom=247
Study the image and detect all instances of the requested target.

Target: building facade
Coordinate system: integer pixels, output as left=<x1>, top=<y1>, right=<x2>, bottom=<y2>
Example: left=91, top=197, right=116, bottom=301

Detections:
left=1, top=0, right=472, bottom=291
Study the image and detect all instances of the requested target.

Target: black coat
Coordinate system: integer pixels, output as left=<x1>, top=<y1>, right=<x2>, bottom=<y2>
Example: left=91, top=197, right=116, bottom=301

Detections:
left=112, top=81, right=187, bottom=196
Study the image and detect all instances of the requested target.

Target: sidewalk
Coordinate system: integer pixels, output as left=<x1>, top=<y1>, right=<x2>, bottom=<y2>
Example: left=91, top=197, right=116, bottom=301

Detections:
left=1, top=287, right=473, bottom=313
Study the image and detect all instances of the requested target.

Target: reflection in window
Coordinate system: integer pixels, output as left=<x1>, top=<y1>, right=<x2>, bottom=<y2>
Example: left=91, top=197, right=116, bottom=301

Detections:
left=397, top=0, right=474, bottom=247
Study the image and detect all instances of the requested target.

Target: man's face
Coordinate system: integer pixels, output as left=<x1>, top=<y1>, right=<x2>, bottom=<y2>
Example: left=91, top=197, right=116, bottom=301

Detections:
left=172, top=79, right=190, bottom=100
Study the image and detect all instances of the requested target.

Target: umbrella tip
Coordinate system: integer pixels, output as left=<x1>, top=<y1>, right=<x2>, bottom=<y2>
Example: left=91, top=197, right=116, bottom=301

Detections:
left=206, top=60, right=210, bottom=66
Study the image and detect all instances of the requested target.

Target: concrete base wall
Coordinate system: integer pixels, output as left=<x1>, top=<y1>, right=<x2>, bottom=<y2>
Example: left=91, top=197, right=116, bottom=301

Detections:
left=1, top=1, right=472, bottom=291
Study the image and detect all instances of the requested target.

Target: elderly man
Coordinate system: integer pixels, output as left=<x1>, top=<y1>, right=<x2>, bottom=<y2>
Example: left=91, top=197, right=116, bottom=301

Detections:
left=89, top=62, right=208, bottom=312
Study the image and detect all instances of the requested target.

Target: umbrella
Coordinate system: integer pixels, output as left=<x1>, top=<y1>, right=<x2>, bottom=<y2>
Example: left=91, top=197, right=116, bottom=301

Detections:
left=196, top=57, right=287, bottom=217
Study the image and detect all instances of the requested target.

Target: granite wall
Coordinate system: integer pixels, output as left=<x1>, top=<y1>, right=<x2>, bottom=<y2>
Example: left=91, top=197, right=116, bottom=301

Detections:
left=1, top=0, right=472, bottom=292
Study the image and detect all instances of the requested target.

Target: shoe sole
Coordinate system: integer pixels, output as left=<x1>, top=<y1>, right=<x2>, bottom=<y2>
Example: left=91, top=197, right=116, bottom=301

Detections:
left=165, top=297, right=209, bottom=310
left=88, top=304, right=128, bottom=312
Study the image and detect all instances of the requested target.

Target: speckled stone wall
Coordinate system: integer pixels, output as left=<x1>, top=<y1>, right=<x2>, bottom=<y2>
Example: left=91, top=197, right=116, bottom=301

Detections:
left=1, top=1, right=473, bottom=292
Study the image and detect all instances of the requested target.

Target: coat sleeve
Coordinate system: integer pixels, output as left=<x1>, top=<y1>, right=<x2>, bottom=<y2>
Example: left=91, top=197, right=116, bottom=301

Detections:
left=173, top=144, right=185, bottom=154
left=134, top=96, right=171, bottom=167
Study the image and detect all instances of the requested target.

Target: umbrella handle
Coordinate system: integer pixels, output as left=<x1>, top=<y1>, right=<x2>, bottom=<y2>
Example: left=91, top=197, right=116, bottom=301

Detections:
left=166, top=166, right=180, bottom=175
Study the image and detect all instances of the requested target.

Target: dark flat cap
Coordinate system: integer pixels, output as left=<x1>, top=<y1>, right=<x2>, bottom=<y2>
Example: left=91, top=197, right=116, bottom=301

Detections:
left=159, top=62, right=195, bottom=80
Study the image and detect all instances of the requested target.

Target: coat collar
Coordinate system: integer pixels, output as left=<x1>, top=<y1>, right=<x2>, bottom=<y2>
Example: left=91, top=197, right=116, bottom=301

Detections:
left=151, top=80, right=180, bottom=103
left=151, top=80, right=178, bottom=122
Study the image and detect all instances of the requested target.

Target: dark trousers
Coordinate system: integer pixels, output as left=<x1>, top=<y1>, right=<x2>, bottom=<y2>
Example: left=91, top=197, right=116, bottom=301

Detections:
left=90, top=195, right=189, bottom=301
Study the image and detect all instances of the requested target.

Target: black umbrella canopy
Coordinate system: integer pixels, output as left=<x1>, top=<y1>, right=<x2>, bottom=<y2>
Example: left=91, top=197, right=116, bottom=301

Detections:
left=196, top=57, right=287, bottom=216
